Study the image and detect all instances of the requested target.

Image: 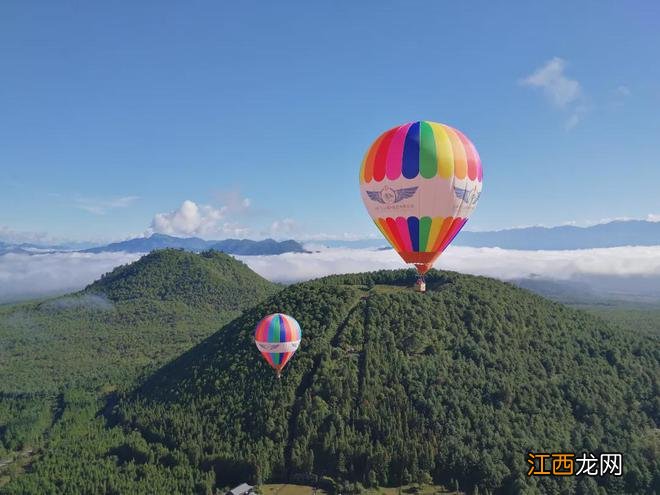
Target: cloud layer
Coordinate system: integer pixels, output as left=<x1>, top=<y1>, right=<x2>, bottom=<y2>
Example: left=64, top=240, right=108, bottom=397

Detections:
left=2, top=245, right=660, bottom=303
left=0, top=251, right=142, bottom=303
left=239, top=245, right=660, bottom=283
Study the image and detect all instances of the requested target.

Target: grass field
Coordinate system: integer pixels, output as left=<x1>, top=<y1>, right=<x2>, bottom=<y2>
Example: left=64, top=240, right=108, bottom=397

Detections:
left=261, top=484, right=326, bottom=495
left=260, top=484, right=463, bottom=495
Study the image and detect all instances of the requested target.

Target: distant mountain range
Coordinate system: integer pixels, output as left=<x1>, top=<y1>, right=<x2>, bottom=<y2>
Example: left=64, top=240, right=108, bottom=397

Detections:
left=0, top=234, right=308, bottom=256
left=320, top=220, right=660, bottom=250
left=2, top=220, right=659, bottom=256
left=453, top=220, right=660, bottom=250
left=83, top=234, right=308, bottom=255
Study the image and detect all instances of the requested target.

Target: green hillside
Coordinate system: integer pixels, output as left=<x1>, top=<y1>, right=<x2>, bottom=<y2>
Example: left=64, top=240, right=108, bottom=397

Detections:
left=0, top=250, right=278, bottom=483
left=0, top=250, right=277, bottom=394
left=122, top=270, right=658, bottom=494
left=86, top=248, right=276, bottom=310
left=2, top=269, right=658, bottom=494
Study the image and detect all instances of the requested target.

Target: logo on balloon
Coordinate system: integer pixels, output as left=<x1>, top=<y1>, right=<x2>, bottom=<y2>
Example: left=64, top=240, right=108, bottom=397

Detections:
left=366, top=186, right=418, bottom=204
left=454, top=186, right=481, bottom=207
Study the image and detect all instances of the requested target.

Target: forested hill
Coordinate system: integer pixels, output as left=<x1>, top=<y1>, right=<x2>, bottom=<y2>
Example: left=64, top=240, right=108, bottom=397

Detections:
left=114, top=270, right=659, bottom=494
left=0, top=250, right=282, bottom=491
left=0, top=250, right=278, bottom=395
left=86, top=249, right=277, bottom=311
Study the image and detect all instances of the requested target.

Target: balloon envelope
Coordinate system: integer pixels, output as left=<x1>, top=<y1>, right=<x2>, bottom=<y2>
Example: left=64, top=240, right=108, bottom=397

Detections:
left=359, top=121, right=483, bottom=274
left=254, top=313, right=302, bottom=376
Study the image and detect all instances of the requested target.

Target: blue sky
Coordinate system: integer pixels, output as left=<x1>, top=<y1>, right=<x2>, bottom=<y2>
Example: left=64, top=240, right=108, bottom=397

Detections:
left=2, top=1, right=659, bottom=243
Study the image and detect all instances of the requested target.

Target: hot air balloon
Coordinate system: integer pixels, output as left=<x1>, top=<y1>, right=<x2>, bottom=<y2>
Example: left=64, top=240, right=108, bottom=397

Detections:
left=359, top=121, right=483, bottom=291
left=254, top=313, right=302, bottom=378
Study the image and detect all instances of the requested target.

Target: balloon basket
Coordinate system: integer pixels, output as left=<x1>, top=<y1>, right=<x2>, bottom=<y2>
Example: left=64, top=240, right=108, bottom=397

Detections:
left=414, top=277, right=426, bottom=293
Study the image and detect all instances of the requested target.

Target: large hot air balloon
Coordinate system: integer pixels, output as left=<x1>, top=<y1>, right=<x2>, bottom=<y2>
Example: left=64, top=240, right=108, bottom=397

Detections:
left=254, top=313, right=302, bottom=378
left=359, top=121, right=483, bottom=290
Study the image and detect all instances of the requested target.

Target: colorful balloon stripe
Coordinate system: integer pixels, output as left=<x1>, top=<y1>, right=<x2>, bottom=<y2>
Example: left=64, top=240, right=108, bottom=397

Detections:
left=407, top=216, right=420, bottom=251
left=373, top=128, right=397, bottom=182
left=419, top=122, right=437, bottom=179
left=402, top=122, right=420, bottom=179
left=430, top=217, right=457, bottom=253
left=455, top=129, right=477, bottom=181
left=360, top=121, right=482, bottom=183
left=386, top=124, right=411, bottom=180
left=419, top=216, right=432, bottom=252
left=429, top=122, right=454, bottom=179
left=375, top=216, right=466, bottom=256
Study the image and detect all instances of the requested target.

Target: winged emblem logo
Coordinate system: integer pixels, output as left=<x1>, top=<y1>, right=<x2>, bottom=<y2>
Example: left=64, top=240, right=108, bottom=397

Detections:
left=366, top=186, right=418, bottom=204
left=454, top=186, right=481, bottom=207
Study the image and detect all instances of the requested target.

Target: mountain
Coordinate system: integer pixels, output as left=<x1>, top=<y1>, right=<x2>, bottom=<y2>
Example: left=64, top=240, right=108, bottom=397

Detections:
left=83, top=233, right=210, bottom=253
left=83, top=233, right=307, bottom=255
left=86, top=249, right=277, bottom=311
left=99, top=270, right=658, bottom=494
left=0, top=251, right=282, bottom=492
left=0, top=250, right=278, bottom=395
left=208, top=238, right=306, bottom=255
left=454, top=219, right=660, bottom=250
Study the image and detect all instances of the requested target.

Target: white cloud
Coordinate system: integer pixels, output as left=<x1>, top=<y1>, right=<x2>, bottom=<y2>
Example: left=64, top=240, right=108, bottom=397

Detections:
left=564, top=104, right=587, bottom=130
left=151, top=200, right=227, bottom=237
left=610, top=85, right=632, bottom=109
left=75, top=195, right=139, bottom=215
left=219, top=222, right=251, bottom=238
left=521, top=57, right=585, bottom=129
left=213, top=189, right=252, bottom=215
left=521, top=57, right=581, bottom=108
left=647, top=214, right=660, bottom=222
left=149, top=194, right=257, bottom=239
left=0, top=251, right=142, bottom=303
left=238, top=245, right=660, bottom=284
left=269, top=218, right=297, bottom=237
left=616, top=85, right=631, bottom=97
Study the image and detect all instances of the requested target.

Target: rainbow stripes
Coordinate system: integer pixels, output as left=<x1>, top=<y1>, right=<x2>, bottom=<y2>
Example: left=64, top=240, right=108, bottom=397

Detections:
left=375, top=216, right=467, bottom=257
left=254, top=313, right=302, bottom=373
left=360, top=121, right=483, bottom=184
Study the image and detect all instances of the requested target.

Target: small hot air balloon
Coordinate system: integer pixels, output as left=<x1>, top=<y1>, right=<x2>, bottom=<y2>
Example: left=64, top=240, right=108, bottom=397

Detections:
left=254, top=313, right=302, bottom=378
left=359, top=121, right=483, bottom=291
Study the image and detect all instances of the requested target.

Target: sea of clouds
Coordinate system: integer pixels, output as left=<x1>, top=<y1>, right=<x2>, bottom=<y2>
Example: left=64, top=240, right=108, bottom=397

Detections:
left=2, top=246, right=660, bottom=303
left=239, top=245, right=660, bottom=283
left=0, top=251, right=142, bottom=303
